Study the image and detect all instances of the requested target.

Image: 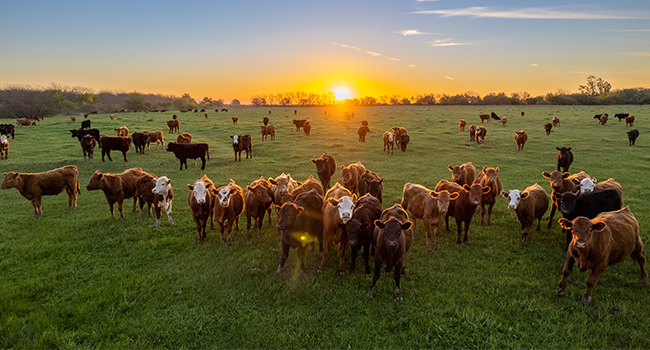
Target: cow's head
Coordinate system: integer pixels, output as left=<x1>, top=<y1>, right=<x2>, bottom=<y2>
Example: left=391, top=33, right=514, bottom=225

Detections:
left=215, top=185, right=237, bottom=208
left=501, top=189, right=528, bottom=210
left=327, top=195, right=356, bottom=223
left=311, top=156, right=329, bottom=175
left=375, top=217, right=412, bottom=247
left=579, top=178, right=596, bottom=194
left=165, top=142, right=177, bottom=152
left=69, top=129, right=79, bottom=138
left=1, top=135, right=7, bottom=144
left=559, top=191, right=579, bottom=215
left=388, top=133, right=394, bottom=142
left=448, top=165, right=464, bottom=184
left=152, top=176, right=171, bottom=196
left=187, top=180, right=212, bottom=204
left=268, top=173, right=294, bottom=195
left=230, top=135, right=239, bottom=145
left=542, top=170, right=570, bottom=191
left=86, top=170, right=105, bottom=191
left=1, top=172, right=20, bottom=189
left=247, top=183, right=273, bottom=208
left=481, top=167, right=500, bottom=183
left=341, top=165, right=355, bottom=190
left=344, top=218, right=368, bottom=247
left=463, top=184, right=490, bottom=206
left=430, top=190, right=459, bottom=215
left=276, top=202, right=302, bottom=232
left=365, top=178, right=383, bottom=200
left=556, top=146, right=571, bottom=154
left=558, top=216, right=605, bottom=251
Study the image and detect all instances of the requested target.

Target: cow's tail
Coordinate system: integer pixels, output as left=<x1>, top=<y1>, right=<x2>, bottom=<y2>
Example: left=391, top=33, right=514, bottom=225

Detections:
left=77, top=180, right=81, bottom=195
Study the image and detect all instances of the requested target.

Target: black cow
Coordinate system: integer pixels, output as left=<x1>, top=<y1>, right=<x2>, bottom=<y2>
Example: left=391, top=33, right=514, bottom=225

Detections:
left=490, top=112, right=501, bottom=120
left=615, top=113, right=629, bottom=121
left=558, top=189, right=622, bottom=248
left=343, top=194, right=382, bottom=274
left=400, top=134, right=410, bottom=152
left=166, top=142, right=210, bottom=170
left=81, top=135, right=96, bottom=161
left=70, top=128, right=101, bottom=146
left=131, top=132, right=150, bottom=154
left=358, top=170, right=383, bottom=203
left=0, top=124, right=15, bottom=139
left=628, top=129, right=639, bottom=146
left=81, top=120, right=91, bottom=129
left=594, top=113, right=608, bottom=119
left=556, top=147, right=573, bottom=173
left=99, top=136, right=131, bottom=162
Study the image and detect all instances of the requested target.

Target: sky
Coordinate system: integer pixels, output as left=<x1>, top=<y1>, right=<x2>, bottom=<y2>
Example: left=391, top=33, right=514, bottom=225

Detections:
left=1, top=0, right=649, bottom=103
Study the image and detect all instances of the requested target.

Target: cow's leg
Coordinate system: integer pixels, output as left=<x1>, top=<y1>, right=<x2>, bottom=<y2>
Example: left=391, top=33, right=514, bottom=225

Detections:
left=423, top=217, right=433, bottom=251
left=394, top=261, right=404, bottom=301
left=193, top=214, right=203, bottom=243
left=455, top=217, right=463, bottom=244
left=200, top=156, right=206, bottom=170
left=183, top=159, right=188, bottom=170
left=246, top=215, right=252, bottom=239
left=337, top=240, right=347, bottom=273
left=367, top=256, right=382, bottom=297
left=256, top=216, right=263, bottom=238
left=582, top=263, right=607, bottom=305
left=266, top=207, right=272, bottom=227
left=349, top=247, right=358, bottom=274
left=433, top=222, right=442, bottom=250
left=123, top=149, right=130, bottom=161
left=521, top=222, right=530, bottom=248
left=276, top=241, right=290, bottom=274
left=546, top=202, right=557, bottom=229
left=297, top=245, right=306, bottom=275
left=155, top=206, right=162, bottom=228
left=486, top=202, right=495, bottom=226
left=31, top=198, right=42, bottom=216
left=631, top=242, right=649, bottom=285
left=445, top=213, right=450, bottom=231
left=463, top=219, right=470, bottom=243
left=132, top=197, right=138, bottom=213
left=556, top=254, right=575, bottom=296
left=117, top=199, right=125, bottom=221
left=108, top=200, right=116, bottom=220
left=362, top=244, right=371, bottom=274
left=138, top=198, right=145, bottom=217
left=226, top=225, right=233, bottom=246
left=101, top=149, right=106, bottom=162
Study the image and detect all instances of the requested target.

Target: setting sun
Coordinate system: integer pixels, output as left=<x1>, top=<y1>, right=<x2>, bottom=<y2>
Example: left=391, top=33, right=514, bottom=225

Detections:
left=333, top=87, right=353, bottom=101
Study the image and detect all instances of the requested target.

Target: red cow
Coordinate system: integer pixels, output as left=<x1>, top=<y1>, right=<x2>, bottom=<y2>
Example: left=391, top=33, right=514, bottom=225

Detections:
left=187, top=175, right=215, bottom=243
left=311, top=152, right=336, bottom=191
left=213, top=179, right=244, bottom=245
left=320, top=183, right=355, bottom=273
left=135, top=173, right=175, bottom=228
left=501, top=183, right=549, bottom=248
left=341, top=161, right=366, bottom=195
left=515, top=130, right=527, bottom=151
left=401, top=183, right=458, bottom=250
left=474, top=167, right=502, bottom=226
left=448, top=162, right=476, bottom=187
left=244, top=177, right=273, bottom=238
left=86, top=167, right=143, bottom=220
left=434, top=180, right=490, bottom=245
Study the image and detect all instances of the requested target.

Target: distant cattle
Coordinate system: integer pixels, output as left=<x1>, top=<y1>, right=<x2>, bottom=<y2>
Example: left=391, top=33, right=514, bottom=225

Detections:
left=542, top=170, right=590, bottom=230
left=166, top=142, right=210, bottom=170
left=232, top=116, right=239, bottom=124
left=86, top=167, right=143, bottom=220
left=594, top=113, right=608, bottom=119
left=114, top=126, right=129, bottom=137
left=402, top=182, right=458, bottom=250
left=599, top=114, right=608, bottom=126
left=552, top=116, right=560, bottom=127
left=383, top=131, right=395, bottom=154
left=204, top=113, right=208, bottom=119
left=0, top=135, right=7, bottom=159
left=448, top=162, right=476, bottom=187
left=0, top=124, right=15, bottom=139
left=475, top=126, right=486, bottom=144
left=187, top=175, right=215, bottom=243
left=341, top=161, right=366, bottom=195
left=200, top=109, right=205, bottom=112
left=293, top=119, right=307, bottom=131
left=268, top=110, right=272, bottom=114
left=110, top=114, right=114, bottom=120
left=501, top=117, right=507, bottom=126
left=213, top=179, right=244, bottom=245
left=626, top=115, right=635, bottom=127
left=614, top=113, right=629, bottom=121
left=556, top=147, right=573, bottom=173
left=544, top=123, right=553, bottom=135
left=244, top=177, right=274, bottom=238
left=294, top=110, right=297, bottom=115
left=141, top=130, right=164, bottom=150
left=521, top=111, right=525, bottom=116
left=1, top=165, right=79, bottom=216
left=99, top=136, right=132, bottom=162
left=176, top=132, right=192, bottom=144
left=501, top=183, right=549, bottom=248
left=358, top=170, right=383, bottom=203
left=459, top=119, right=466, bottom=131
left=468, top=124, right=476, bottom=141
left=557, top=207, right=647, bottom=305
left=400, top=134, right=410, bottom=152
left=357, top=126, right=370, bottom=142
left=81, top=120, right=91, bottom=129
left=194, top=109, right=198, bottom=113
left=16, top=118, right=36, bottom=126
left=344, top=193, right=382, bottom=274
left=259, top=124, right=275, bottom=141
left=70, top=116, right=76, bottom=123
left=167, top=119, right=180, bottom=133
left=474, top=167, right=502, bottom=226
left=131, top=132, right=150, bottom=154
left=391, top=127, right=407, bottom=145
left=311, top=152, right=336, bottom=191
left=320, top=183, right=355, bottom=273
left=367, top=204, right=414, bottom=300
left=360, top=120, right=369, bottom=127
left=135, top=174, right=174, bottom=228
left=515, top=130, right=528, bottom=151
left=479, top=114, right=490, bottom=123
left=490, top=112, right=501, bottom=120
left=303, top=121, right=312, bottom=136
left=435, top=180, right=490, bottom=245
left=230, top=134, right=252, bottom=161
left=70, top=128, right=101, bottom=147
left=80, top=135, right=96, bottom=161
left=221, top=108, right=228, bottom=112
left=628, top=129, right=639, bottom=146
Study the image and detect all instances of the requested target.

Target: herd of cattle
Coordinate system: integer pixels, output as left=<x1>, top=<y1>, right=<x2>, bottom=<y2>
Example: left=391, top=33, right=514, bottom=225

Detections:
left=0, top=109, right=647, bottom=304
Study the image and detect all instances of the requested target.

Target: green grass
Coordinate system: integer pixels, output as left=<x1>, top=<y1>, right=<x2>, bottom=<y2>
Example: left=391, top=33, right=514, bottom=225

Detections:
left=1, top=105, right=649, bottom=348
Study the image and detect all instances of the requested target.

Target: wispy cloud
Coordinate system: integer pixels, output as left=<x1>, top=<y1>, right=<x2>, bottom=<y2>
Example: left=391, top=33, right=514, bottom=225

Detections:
left=406, top=64, right=418, bottom=68
left=367, top=51, right=381, bottom=57
left=445, top=76, right=454, bottom=80
left=397, top=29, right=435, bottom=36
left=430, top=38, right=470, bottom=47
left=334, top=43, right=408, bottom=65
left=411, top=6, right=650, bottom=19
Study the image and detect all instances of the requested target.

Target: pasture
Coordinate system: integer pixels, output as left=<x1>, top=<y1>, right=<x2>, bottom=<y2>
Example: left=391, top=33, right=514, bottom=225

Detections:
left=1, top=105, right=649, bottom=348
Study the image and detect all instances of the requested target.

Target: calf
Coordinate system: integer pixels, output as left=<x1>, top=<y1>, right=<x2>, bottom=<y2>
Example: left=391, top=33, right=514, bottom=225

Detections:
left=468, top=124, right=476, bottom=141
left=81, top=119, right=91, bottom=129
left=80, top=134, right=96, bottom=161
left=474, top=167, right=502, bottom=226
left=232, top=116, right=239, bottom=124
left=402, top=182, right=458, bottom=250
left=204, top=112, right=208, bottom=119
left=358, top=170, right=383, bottom=203
left=367, top=204, right=414, bottom=300
left=542, top=170, right=590, bottom=229
left=544, top=123, right=553, bottom=135
left=276, top=189, right=324, bottom=275
left=357, top=126, right=370, bottom=142
left=86, top=167, right=142, bottom=220
left=187, top=175, right=215, bottom=243
left=166, top=142, right=210, bottom=170
left=70, top=116, right=76, bottom=123
left=268, top=173, right=299, bottom=210
left=230, top=134, right=252, bottom=161
left=556, top=147, right=573, bottom=173
left=115, top=126, right=129, bottom=137
left=479, top=114, right=490, bottom=123
left=614, top=113, right=629, bottom=121
left=434, top=180, right=490, bottom=245
left=360, top=120, right=369, bottom=127
left=311, top=152, right=336, bottom=191
left=1, top=165, right=79, bottom=216
left=552, top=116, right=560, bottom=127
left=383, top=131, right=394, bottom=154
left=70, top=128, right=101, bottom=146
left=400, top=134, right=410, bottom=151
left=245, top=179, right=273, bottom=238
left=501, top=184, right=549, bottom=248
left=341, top=161, right=366, bottom=195
left=475, top=126, right=487, bottom=144
left=99, top=136, right=132, bottom=162
left=344, top=194, right=382, bottom=274
left=176, top=132, right=192, bottom=144
left=391, top=126, right=407, bottom=145
left=459, top=119, right=466, bottom=131
left=132, top=132, right=150, bottom=154
left=501, top=117, right=507, bottom=126
left=599, top=114, right=608, bottom=126
left=515, top=130, right=527, bottom=151
left=167, top=119, right=180, bottom=133
left=303, top=121, right=312, bottom=136
left=0, top=135, right=8, bottom=160
left=212, top=179, right=245, bottom=245
left=16, top=118, right=36, bottom=126
left=448, top=162, right=475, bottom=187
left=263, top=117, right=269, bottom=125
left=628, top=129, right=639, bottom=146
left=0, top=124, right=15, bottom=139
left=142, top=130, right=164, bottom=150
left=490, top=112, right=501, bottom=120
left=135, top=173, right=175, bottom=228
left=320, top=183, right=355, bottom=273
left=259, top=125, right=275, bottom=141
left=626, top=115, right=635, bottom=127
left=293, top=119, right=307, bottom=131
left=557, top=207, right=648, bottom=305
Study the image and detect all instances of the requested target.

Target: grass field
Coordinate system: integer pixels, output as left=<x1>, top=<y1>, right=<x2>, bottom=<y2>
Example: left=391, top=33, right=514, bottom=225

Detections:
left=1, top=105, right=649, bottom=348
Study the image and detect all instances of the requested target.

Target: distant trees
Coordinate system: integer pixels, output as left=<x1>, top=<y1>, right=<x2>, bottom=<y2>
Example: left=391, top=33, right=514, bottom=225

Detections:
left=231, top=99, right=241, bottom=106
left=0, top=85, right=59, bottom=119
left=579, top=75, right=612, bottom=95
left=123, top=93, right=147, bottom=111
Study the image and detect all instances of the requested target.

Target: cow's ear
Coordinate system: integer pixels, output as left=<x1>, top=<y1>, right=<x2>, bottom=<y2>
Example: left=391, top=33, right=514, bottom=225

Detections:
left=448, top=165, right=454, bottom=171
left=341, top=165, right=345, bottom=170
left=247, top=186, right=253, bottom=191
left=520, top=192, right=529, bottom=200
left=500, top=191, right=509, bottom=198
left=542, top=171, right=550, bottom=179
left=482, top=186, right=491, bottom=194
left=310, top=158, right=316, bottom=164
left=98, top=173, right=104, bottom=180
left=230, top=135, right=234, bottom=139
left=327, top=197, right=340, bottom=206
left=187, top=184, right=193, bottom=190
left=268, top=178, right=277, bottom=185
left=567, top=148, right=571, bottom=151
left=351, top=194, right=357, bottom=203
left=558, top=218, right=572, bottom=230
left=592, top=177, right=597, bottom=183
left=495, top=167, right=499, bottom=174
left=462, top=184, right=471, bottom=192
left=429, top=191, right=439, bottom=199
left=295, top=205, right=304, bottom=213
left=374, top=220, right=385, bottom=229
left=210, top=188, right=218, bottom=195
left=556, top=147, right=561, bottom=151
left=295, top=181, right=303, bottom=186
left=449, top=192, right=459, bottom=200
left=401, top=221, right=412, bottom=230
left=379, top=178, right=383, bottom=185
left=562, top=172, right=570, bottom=179
left=230, top=187, right=238, bottom=195
left=592, top=222, right=606, bottom=232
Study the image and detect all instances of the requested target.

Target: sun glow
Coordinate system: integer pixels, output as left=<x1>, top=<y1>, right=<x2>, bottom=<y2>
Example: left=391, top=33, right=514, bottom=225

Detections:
left=333, top=87, right=353, bottom=100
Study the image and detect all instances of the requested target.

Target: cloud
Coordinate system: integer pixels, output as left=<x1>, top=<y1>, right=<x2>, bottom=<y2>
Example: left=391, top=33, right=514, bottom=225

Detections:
left=445, top=76, right=454, bottom=80
left=397, top=29, right=434, bottom=36
left=367, top=51, right=382, bottom=57
left=411, top=6, right=650, bottom=19
left=334, top=43, right=413, bottom=67
left=406, top=64, right=418, bottom=68
left=531, top=63, right=538, bottom=66
left=429, top=39, right=470, bottom=47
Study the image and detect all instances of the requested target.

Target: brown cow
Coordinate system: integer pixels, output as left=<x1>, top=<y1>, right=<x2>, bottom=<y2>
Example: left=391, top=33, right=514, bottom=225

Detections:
left=16, top=118, right=36, bottom=126
left=86, top=167, right=143, bottom=220
left=474, top=167, right=503, bottom=226
left=341, top=161, right=366, bottom=195
left=245, top=178, right=273, bottom=238
left=135, top=173, right=174, bottom=228
left=0, top=135, right=8, bottom=160
left=367, top=204, right=414, bottom=300
left=286, top=175, right=324, bottom=203
left=468, top=124, right=476, bottom=141
left=434, top=180, right=490, bottom=245
left=293, top=119, right=307, bottom=131
left=501, top=183, right=549, bottom=248
left=383, top=131, right=395, bottom=154
left=459, top=119, right=466, bottom=131
left=303, top=121, right=312, bottom=136
left=360, top=120, right=369, bottom=127
left=81, top=134, right=96, bottom=161
left=479, top=114, right=490, bottom=123
left=230, top=134, right=252, bottom=161
left=176, top=133, right=192, bottom=144
left=1, top=165, right=79, bottom=216
left=358, top=170, right=383, bottom=203
left=110, top=114, right=114, bottom=120
left=268, top=173, right=299, bottom=211
left=166, top=142, right=210, bottom=170
left=401, top=183, right=459, bottom=250
left=357, top=126, right=370, bottom=142
left=204, top=112, right=208, bottom=119
left=99, top=136, right=132, bottom=162
left=115, top=126, right=129, bottom=137
left=320, top=182, right=355, bottom=273
left=344, top=193, right=382, bottom=274
left=557, top=207, right=648, bottom=305
left=311, top=152, right=336, bottom=191
left=187, top=175, right=215, bottom=243
left=552, top=116, right=560, bottom=127
left=475, top=126, right=487, bottom=144
left=142, top=130, right=164, bottom=150
left=448, top=162, right=476, bottom=187
left=502, top=117, right=507, bottom=126
left=542, top=170, right=590, bottom=229
left=544, top=123, right=553, bottom=135
left=232, top=116, right=239, bottom=124
left=599, top=114, right=608, bottom=126
left=70, top=116, right=76, bottom=123
left=515, top=130, right=527, bottom=151
left=212, top=179, right=244, bottom=245
left=259, top=125, right=275, bottom=141
left=626, top=115, right=635, bottom=127
left=167, top=119, right=180, bottom=133
left=391, top=126, right=407, bottom=145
